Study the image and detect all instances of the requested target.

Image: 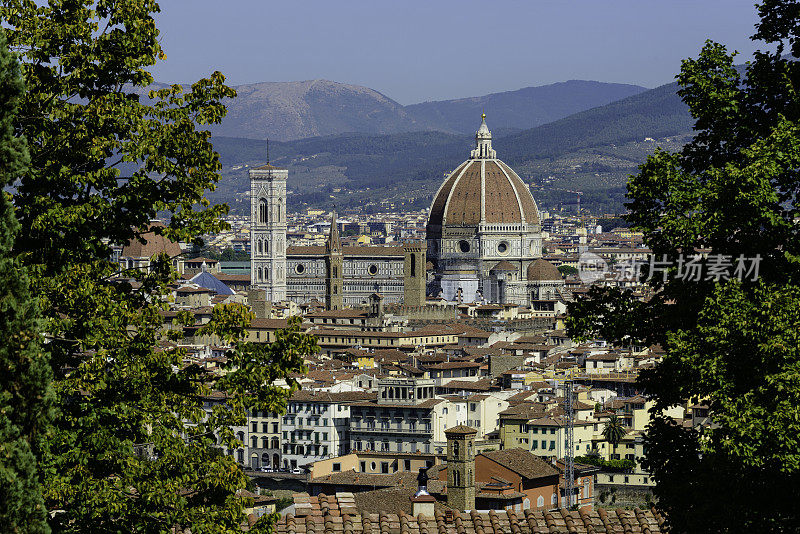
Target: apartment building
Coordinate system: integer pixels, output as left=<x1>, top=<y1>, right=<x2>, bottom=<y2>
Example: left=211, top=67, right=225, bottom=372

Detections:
left=348, top=378, right=447, bottom=455
left=281, top=391, right=374, bottom=470
left=247, top=410, right=282, bottom=470
left=526, top=416, right=596, bottom=458
left=438, top=393, right=510, bottom=437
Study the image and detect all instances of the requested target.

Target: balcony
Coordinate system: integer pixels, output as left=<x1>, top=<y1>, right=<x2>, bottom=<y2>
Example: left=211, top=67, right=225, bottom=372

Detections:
left=351, top=426, right=432, bottom=435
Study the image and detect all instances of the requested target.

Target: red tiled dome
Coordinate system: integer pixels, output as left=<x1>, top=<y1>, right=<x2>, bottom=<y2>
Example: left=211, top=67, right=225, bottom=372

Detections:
left=428, top=117, right=539, bottom=228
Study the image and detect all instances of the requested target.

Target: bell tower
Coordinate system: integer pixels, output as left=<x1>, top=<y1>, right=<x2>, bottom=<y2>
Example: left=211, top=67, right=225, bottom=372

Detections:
left=445, top=425, right=477, bottom=511
left=250, top=162, right=287, bottom=302
left=403, top=241, right=426, bottom=307
left=325, top=210, right=343, bottom=310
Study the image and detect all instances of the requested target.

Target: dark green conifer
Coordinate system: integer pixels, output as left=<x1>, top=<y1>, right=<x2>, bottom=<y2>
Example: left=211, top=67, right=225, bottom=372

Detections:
left=0, top=28, right=53, bottom=534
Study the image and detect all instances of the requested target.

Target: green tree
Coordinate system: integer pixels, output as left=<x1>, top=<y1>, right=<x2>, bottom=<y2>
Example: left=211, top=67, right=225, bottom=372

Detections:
left=557, top=265, right=578, bottom=277
left=567, top=1, right=800, bottom=531
left=0, top=28, right=53, bottom=534
left=1, top=2, right=314, bottom=532
left=601, top=415, right=626, bottom=457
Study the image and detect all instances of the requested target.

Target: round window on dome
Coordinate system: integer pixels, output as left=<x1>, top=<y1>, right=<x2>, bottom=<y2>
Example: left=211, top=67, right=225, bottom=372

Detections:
left=295, top=264, right=305, bottom=274
left=459, top=240, right=471, bottom=253
left=497, top=242, right=509, bottom=254
left=368, top=264, right=378, bottom=276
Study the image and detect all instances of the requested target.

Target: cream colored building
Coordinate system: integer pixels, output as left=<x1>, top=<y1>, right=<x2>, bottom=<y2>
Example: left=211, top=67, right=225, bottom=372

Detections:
left=437, top=393, right=510, bottom=438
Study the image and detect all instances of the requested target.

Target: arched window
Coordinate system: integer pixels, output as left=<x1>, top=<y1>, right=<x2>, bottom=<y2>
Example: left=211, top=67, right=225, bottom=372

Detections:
left=258, top=267, right=263, bottom=281
left=537, top=496, right=544, bottom=508
left=258, top=240, right=263, bottom=255
left=410, top=253, right=416, bottom=277
left=277, top=198, right=283, bottom=221
left=251, top=436, right=258, bottom=448
left=264, top=240, right=269, bottom=253
left=261, top=437, right=268, bottom=448
left=259, top=198, right=268, bottom=224
left=453, top=441, right=460, bottom=457
left=271, top=437, right=279, bottom=449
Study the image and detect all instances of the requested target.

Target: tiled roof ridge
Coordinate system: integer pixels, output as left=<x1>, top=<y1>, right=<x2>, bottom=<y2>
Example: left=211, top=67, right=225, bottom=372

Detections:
left=278, top=506, right=668, bottom=533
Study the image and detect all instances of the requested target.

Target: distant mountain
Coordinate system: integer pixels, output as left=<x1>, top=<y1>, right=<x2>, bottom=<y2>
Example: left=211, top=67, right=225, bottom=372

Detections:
left=208, top=79, right=436, bottom=141
left=210, top=78, right=694, bottom=214
left=181, top=79, right=649, bottom=141
left=499, top=80, right=691, bottom=165
left=405, top=80, right=648, bottom=134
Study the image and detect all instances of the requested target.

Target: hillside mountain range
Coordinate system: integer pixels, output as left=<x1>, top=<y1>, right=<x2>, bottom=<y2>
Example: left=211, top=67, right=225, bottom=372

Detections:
left=208, top=77, right=692, bottom=215
left=405, top=80, right=647, bottom=135
left=195, top=79, right=647, bottom=141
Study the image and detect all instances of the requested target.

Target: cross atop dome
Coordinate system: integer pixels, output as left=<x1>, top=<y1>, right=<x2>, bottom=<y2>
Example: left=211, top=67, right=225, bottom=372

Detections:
left=470, top=113, right=496, bottom=159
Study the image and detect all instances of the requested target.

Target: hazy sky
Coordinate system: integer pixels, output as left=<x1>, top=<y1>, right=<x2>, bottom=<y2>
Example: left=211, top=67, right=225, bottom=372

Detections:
left=152, top=0, right=765, bottom=105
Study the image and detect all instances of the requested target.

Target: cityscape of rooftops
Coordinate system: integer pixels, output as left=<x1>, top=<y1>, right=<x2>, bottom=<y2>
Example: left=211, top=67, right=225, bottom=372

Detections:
left=0, top=1, right=797, bottom=532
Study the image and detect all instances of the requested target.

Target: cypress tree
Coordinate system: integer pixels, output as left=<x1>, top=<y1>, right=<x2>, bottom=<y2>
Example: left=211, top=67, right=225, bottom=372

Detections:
left=0, top=28, right=53, bottom=534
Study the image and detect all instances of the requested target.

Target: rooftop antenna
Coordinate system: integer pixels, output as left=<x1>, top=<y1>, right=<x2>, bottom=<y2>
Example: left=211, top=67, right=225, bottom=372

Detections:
left=266, top=138, right=270, bottom=165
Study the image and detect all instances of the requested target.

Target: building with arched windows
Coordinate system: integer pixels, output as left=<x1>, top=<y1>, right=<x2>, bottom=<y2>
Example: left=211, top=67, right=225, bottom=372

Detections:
left=426, top=116, right=563, bottom=306
left=250, top=164, right=287, bottom=302
left=249, top=167, right=427, bottom=308
left=250, top=116, right=561, bottom=308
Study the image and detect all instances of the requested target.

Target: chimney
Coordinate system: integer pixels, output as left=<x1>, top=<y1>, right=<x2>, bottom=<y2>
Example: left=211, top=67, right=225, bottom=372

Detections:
left=410, top=467, right=435, bottom=517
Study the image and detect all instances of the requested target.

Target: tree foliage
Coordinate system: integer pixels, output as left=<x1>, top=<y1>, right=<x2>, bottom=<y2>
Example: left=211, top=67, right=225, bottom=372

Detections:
left=0, top=27, right=53, bottom=534
left=1, top=1, right=315, bottom=532
left=601, top=415, right=626, bottom=447
left=566, top=1, right=800, bottom=531
left=557, top=265, right=578, bottom=276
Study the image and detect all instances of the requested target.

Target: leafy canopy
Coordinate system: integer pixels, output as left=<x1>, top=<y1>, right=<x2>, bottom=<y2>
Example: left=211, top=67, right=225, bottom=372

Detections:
left=1, top=1, right=315, bottom=532
left=601, top=415, right=626, bottom=447
left=566, top=1, right=800, bottom=531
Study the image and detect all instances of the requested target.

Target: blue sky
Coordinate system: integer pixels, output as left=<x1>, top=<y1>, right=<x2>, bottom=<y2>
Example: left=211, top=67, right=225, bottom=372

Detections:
left=152, top=0, right=764, bottom=105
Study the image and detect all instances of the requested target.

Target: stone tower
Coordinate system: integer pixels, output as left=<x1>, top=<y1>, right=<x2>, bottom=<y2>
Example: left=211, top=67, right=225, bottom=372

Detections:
left=445, top=425, right=477, bottom=511
left=250, top=163, right=287, bottom=302
left=325, top=210, right=343, bottom=310
left=403, top=242, right=426, bottom=307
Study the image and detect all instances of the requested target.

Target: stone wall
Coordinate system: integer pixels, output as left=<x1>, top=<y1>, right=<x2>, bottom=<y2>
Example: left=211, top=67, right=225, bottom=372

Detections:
left=595, top=483, right=656, bottom=509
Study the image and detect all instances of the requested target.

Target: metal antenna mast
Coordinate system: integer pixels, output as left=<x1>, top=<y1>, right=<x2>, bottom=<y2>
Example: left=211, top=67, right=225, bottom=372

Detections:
left=564, top=379, right=575, bottom=508
left=266, top=139, right=270, bottom=165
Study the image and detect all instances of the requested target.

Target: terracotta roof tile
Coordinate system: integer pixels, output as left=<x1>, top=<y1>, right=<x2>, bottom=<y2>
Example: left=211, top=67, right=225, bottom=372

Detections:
left=479, top=448, right=560, bottom=480
left=276, top=506, right=667, bottom=534
left=121, top=221, right=182, bottom=259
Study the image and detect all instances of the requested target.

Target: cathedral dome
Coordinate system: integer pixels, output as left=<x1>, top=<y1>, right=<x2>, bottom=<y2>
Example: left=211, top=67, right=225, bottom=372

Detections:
left=527, top=258, right=562, bottom=281
left=428, top=115, right=539, bottom=228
